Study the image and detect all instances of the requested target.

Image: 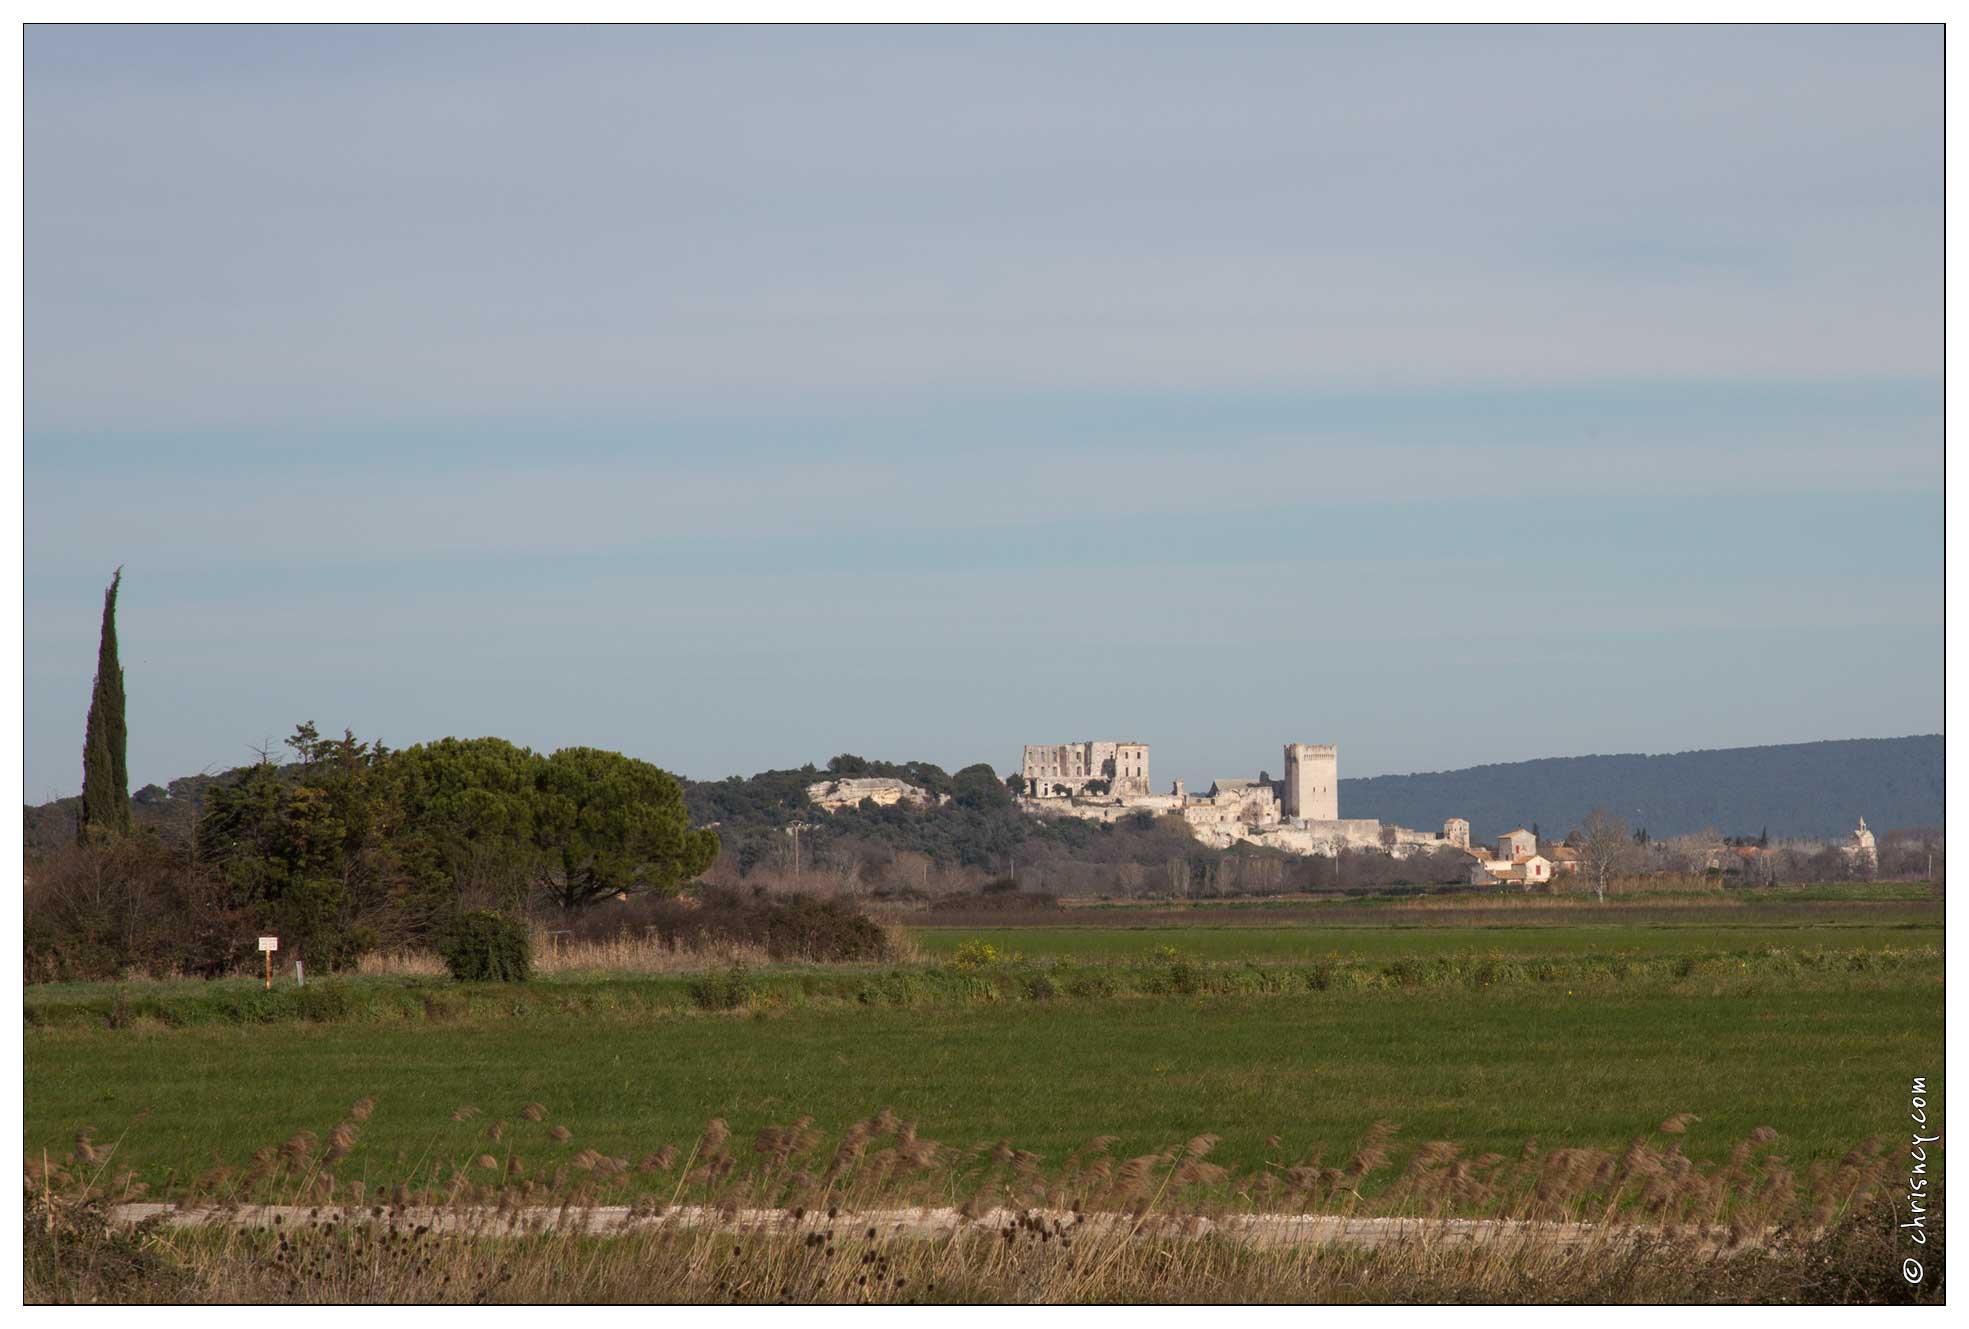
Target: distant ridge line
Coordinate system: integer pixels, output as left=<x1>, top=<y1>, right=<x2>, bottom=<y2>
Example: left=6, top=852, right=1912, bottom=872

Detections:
left=1339, top=735, right=1942, bottom=842
left=1362, top=734, right=1942, bottom=782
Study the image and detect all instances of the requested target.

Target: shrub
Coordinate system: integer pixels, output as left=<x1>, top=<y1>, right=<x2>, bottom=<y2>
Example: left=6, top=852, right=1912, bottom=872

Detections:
left=927, top=890, right=1060, bottom=915
left=436, top=911, right=532, bottom=983
left=1474, top=956, right=1528, bottom=987
left=25, top=1193, right=189, bottom=1303
left=561, top=888, right=890, bottom=963
left=1065, top=969, right=1120, bottom=999
left=1384, top=956, right=1424, bottom=987
left=755, top=893, right=888, bottom=962
left=25, top=835, right=242, bottom=982
left=689, top=961, right=754, bottom=1011
left=952, top=940, right=1002, bottom=969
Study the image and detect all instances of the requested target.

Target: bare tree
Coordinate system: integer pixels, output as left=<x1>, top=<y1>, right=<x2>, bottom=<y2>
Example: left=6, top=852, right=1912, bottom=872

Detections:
left=1658, top=829, right=1720, bottom=880
left=1576, top=809, right=1635, bottom=902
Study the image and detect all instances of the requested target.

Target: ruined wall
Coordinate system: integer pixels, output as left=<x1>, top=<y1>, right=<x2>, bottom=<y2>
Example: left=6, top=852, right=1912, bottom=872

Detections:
left=1113, top=743, right=1151, bottom=796
left=1023, top=740, right=1151, bottom=797
left=1022, top=793, right=1182, bottom=826
left=1252, top=818, right=1385, bottom=857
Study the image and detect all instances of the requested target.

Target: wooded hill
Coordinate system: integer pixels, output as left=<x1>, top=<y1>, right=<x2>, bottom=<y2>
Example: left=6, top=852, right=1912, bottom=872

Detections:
left=1341, top=735, right=1943, bottom=842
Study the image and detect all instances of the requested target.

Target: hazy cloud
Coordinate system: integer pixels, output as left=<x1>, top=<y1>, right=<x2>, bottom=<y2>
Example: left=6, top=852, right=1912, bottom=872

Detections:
left=23, top=24, right=1941, bottom=797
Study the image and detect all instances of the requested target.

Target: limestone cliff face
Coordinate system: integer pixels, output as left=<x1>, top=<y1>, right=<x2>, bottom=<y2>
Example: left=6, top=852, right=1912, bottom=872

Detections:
left=806, top=777, right=945, bottom=813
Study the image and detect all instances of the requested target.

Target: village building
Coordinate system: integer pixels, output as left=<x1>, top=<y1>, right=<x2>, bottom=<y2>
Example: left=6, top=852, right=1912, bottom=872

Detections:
left=1479, top=853, right=1554, bottom=887
left=1496, top=827, right=1537, bottom=861
left=1472, top=826, right=1553, bottom=886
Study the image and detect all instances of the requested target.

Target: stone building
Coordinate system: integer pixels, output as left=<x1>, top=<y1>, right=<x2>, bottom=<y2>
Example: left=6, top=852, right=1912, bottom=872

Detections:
left=1846, top=817, right=1878, bottom=871
left=1020, top=735, right=1470, bottom=861
left=1496, top=827, right=1538, bottom=861
left=1473, top=826, right=1552, bottom=886
left=1179, top=778, right=1284, bottom=840
left=1482, top=854, right=1554, bottom=887
left=1282, top=743, right=1339, bottom=821
left=1021, top=741, right=1150, bottom=797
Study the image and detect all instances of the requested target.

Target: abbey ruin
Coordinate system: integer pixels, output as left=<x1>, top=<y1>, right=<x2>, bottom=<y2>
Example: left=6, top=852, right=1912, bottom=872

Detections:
left=1019, top=739, right=1470, bottom=858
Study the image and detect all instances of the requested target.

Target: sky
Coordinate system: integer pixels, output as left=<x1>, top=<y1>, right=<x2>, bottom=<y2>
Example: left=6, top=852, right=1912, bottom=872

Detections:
left=24, top=23, right=1942, bottom=801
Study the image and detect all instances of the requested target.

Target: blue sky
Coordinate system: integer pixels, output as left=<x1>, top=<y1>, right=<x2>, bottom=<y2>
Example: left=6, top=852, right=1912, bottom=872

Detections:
left=24, top=24, right=1941, bottom=799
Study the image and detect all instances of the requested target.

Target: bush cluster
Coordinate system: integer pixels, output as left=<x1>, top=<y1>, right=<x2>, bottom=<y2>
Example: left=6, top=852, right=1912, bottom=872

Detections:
left=929, top=888, right=1061, bottom=914
left=24, top=724, right=718, bottom=981
left=687, top=961, right=755, bottom=1010
left=435, top=911, right=533, bottom=983
left=25, top=832, right=244, bottom=982
left=564, top=887, right=891, bottom=963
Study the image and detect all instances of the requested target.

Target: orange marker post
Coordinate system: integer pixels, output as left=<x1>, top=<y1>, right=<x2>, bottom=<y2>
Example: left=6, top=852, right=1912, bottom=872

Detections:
left=258, top=936, right=279, bottom=990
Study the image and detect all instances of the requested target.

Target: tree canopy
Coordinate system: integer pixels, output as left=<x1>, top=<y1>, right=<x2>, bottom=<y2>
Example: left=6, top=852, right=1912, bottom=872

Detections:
left=535, top=746, right=719, bottom=909
left=195, top=726, right=718, bottom=966
left=79, top=567, right=131, bottom=841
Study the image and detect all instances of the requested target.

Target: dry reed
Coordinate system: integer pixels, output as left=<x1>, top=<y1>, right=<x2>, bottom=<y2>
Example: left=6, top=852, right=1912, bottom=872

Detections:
left=356, top=921, right=922, bottom=979
left=25, top=1097, right=1941, bottom=1305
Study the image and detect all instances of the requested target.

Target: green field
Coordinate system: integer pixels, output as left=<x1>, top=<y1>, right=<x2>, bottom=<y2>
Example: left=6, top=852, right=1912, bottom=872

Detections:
left=24, top=888, right=1943, bottom=1201
left=25, top=978, right=1939, bottom=1186
left=23, top=920, right=1942, bottom=1202
left=909, top=918, right=1939, bottom=964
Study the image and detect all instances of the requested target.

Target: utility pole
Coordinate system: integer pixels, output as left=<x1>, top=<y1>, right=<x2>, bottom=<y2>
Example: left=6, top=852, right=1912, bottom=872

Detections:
left=784, top=821, right=818, bottom=884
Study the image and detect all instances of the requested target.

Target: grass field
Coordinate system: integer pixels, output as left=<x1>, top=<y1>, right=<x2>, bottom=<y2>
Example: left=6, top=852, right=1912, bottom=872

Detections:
left=908, top=888, right=1941, bottom=961
left=25, top=968, right=1941, bottom=1200
left=908, top=919, right=1939, bottom=963
left=24, top=885, right=1944, bottom=1214
left=1053, top=883, right=1940, bottom=910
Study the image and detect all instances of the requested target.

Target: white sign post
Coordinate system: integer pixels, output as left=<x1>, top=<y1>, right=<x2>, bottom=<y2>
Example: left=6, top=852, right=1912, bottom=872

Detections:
left=258, top=936, right=278, bottom=990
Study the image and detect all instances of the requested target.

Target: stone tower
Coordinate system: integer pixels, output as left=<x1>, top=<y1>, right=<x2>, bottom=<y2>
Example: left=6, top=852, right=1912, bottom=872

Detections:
left=1282, top=743, right=1338, bottom=821
left=1850, top=817, right=1877, bottom=871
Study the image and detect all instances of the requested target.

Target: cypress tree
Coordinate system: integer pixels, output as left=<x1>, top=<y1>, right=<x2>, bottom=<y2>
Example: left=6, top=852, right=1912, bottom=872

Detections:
left=79, top=566, right=131, bottom=841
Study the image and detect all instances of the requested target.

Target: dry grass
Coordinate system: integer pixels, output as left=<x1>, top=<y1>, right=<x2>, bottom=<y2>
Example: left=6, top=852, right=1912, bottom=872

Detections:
left=30, top=1205, right=1936, bottom=1304
left=28, top=1100, right=1915, bottom=1234
left=356, top=923, right=922, bottom=979
left=351, top=949, right=449, bottom=978
left=25, top=1103, right=1941, bottom=1305
left=30, top=1141, right=1937, bottom=1307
